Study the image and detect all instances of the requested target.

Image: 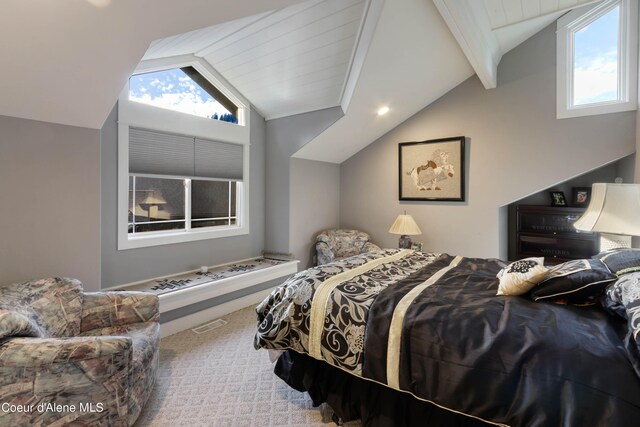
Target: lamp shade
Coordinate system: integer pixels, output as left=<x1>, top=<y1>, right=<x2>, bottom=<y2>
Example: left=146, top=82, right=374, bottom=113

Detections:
left=389, top=214, right=422, bottom=236
left=574, top=183, right=640, bottom=235
left=141, top=191, right=167, bottom=205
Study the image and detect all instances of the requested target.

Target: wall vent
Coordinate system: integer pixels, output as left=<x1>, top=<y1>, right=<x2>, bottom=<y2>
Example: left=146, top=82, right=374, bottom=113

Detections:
left=191, top=318, right=227, bottom=334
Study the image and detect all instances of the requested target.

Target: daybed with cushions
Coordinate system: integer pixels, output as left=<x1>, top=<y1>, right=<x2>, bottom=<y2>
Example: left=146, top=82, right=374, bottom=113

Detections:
left=0, top=277, right=159, bottom=427
left=255, top=248, right=640, bottom=426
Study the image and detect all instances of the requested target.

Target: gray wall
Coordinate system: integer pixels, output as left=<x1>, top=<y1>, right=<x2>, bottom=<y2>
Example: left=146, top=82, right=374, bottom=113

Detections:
left=515, top=156, right=635, bottom=206
left=340, top=23, right=636, bottom=260
left=264, top=107, right=343, bottom=257
left=0, top=115, right=101, bottom=290
left=290, top=158, right=341, bottom=269
left=100, top=105, right=267, bottom=287
left=636, top=8, right=640, bottom=184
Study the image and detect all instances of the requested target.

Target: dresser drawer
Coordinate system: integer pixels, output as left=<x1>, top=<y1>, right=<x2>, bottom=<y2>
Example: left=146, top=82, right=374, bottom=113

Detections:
left=519, top=211, right=588, bottom=234
left=518, top=234, right=599, bottom=261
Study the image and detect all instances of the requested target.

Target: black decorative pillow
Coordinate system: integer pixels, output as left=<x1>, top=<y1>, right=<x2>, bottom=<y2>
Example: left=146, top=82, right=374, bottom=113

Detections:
left=602, top=272, right=640, bottom=377
left=531, top=259, right=616, bottom=304
left=593, top=248, right=640, bottom=276
left=496, top=257, right=548, bottom=296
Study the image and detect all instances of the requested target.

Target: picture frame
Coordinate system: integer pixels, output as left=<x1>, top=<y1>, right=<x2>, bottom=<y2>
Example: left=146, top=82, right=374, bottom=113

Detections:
left=572, top=187, right=591, bottom=207
left=550, top=191, right=567, bottom=207
left=398, top=136, right=465, bottom=201
left=411, top=242, right=423, bottom=252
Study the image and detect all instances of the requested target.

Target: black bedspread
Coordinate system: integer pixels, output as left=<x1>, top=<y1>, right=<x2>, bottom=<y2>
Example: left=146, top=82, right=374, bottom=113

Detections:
left=256, top=250, right=640, bottom=426
left=361, top=254, right=640, bottom=426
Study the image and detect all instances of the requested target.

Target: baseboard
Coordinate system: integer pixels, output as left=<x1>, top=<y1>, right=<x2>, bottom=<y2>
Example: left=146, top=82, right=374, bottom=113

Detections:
left=159, top=286, right=276, bottom=338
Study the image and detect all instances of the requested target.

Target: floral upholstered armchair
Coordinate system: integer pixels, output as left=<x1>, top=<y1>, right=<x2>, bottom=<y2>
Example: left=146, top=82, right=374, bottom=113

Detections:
left=315, top=229, right=381, bottom=265
left=0, top=277, right=159, bottom=427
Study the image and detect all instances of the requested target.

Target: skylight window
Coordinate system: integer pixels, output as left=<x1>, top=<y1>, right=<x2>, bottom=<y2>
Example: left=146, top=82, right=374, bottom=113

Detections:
left=556, top=0, right=637, bottom=119
left=129, top=67, right=238, bottom=124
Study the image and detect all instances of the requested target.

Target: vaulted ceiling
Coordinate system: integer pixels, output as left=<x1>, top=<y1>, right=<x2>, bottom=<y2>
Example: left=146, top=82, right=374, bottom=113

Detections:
left=0, top=0, right=301, bottom=129
left=433, top=0, right=601, bottom=88
left=0, top=0, right=603, bottom=162
left=142, top=0, right=368, bottom=120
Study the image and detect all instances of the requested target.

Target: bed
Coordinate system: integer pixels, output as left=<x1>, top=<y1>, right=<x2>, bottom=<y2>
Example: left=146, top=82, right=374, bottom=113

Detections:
left=254, top=249, right=640, bottom=426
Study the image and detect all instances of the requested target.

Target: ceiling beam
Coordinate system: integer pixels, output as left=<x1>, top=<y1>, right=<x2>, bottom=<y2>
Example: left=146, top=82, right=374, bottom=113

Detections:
left=433, top=0, right=501, bottom=89
left=340, top=0, right=385, bottom=113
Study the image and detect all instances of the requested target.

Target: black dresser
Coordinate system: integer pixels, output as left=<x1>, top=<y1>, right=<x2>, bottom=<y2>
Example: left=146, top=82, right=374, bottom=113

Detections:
left=516, top=205, right=600, bottom=264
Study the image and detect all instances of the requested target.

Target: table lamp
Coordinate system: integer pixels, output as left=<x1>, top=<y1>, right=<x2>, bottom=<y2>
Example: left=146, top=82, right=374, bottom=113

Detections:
left=141, top=190, right=167, bottom=220
left=389, top=211, right=422, bottom=249
left=573, top=183, right=640, bottom=250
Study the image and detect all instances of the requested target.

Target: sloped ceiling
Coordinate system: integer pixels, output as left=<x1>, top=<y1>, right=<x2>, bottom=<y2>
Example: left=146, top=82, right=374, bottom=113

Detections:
left=141, top=0, right=368, bottom=120
left=295, top=0, right=604, bottom=163
left=433, top=0, right=602, bottom=88
left=0, top=0, right=302, bottom=129
left=482, top=0, right=601, bottom=29
left=293, top=0, right=475, bottom=163
left=0, top=0, right=603, bottom=161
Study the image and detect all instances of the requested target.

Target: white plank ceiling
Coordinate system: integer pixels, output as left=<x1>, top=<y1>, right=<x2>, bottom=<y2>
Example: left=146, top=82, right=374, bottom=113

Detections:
left=142, top=0, right=368, bottom=120
left=433, top=0, right=602, bottom=89
left=482, top=0, right=601, bottom=29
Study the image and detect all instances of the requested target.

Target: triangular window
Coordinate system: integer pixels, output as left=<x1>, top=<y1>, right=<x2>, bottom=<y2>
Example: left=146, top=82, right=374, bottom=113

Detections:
left=129, top=66, right=238, bottom=124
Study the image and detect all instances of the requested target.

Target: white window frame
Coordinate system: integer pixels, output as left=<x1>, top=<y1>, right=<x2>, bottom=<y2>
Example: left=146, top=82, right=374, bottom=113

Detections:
left=556, top=0, right=638, bottom=119
left=118, top=55, right=251, bottom=250
left=127, top=176, right=240, bottom=237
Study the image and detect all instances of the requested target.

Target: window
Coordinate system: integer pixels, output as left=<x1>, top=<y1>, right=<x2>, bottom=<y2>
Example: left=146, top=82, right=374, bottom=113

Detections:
left=129, top=67, right=239, bottom=124
left=129, top=176, right=186, bottom=234
left=557, top=0, right=637, bottom=119
left=573, top=6, right=619, bottom=106
left=118, top=57, right=250, bottom=250
left=128, top=177, right=237, bottom=234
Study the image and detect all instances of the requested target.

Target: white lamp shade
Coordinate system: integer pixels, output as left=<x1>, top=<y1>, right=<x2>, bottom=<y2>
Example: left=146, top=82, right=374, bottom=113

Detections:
left=574, top=183, right=640, bottom=236
left=389, top=214, right=422, bottom=235
left=141, top=191, right=167, bottom=205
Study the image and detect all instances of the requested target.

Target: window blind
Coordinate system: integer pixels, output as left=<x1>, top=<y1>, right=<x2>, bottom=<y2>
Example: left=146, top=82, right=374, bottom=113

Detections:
left=195, top=138, right=243, bottom=180
left=129, top=127, right=244, bottom=180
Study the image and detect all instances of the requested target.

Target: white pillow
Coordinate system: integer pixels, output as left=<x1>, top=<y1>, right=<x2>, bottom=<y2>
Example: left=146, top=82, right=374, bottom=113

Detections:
left=497, top=257, right=549, bottom=296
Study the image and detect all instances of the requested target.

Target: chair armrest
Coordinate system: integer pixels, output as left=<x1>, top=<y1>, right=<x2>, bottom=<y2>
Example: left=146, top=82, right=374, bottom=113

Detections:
left=0, top=336, right=131, bottom=367
left=316, top=242, right=335, bottom=266
left=363, top=242, right=381, bottom=253
left=80, top=291, right=159, bottom=333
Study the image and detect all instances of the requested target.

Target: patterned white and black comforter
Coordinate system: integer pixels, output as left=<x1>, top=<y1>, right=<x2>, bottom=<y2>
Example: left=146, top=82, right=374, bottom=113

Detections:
left=255, top=249, right=438, bottom=375
left=254, top=249, right=640, bottom=426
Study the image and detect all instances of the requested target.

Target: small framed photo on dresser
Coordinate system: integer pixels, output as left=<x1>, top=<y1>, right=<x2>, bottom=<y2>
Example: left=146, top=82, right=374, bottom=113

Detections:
left=572, top=187, right=591, bottom=207
left=549, top=191, right=567, bottom=207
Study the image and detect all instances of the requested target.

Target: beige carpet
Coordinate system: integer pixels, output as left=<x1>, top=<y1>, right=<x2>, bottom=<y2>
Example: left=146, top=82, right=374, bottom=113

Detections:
left=135, top=306, right=356, bottom=427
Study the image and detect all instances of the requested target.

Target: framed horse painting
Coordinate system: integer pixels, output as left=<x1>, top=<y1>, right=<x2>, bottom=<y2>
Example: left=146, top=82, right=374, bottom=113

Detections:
left=398, top=136, right=465, bottom=202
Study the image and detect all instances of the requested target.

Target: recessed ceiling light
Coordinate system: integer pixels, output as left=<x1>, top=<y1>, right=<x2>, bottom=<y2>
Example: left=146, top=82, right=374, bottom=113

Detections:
left=377, top=106, right=390, bottom=116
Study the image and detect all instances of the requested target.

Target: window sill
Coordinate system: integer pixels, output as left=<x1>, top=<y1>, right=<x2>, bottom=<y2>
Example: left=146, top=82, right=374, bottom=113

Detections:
left=118, top=225, right=249, bottom=250
left=557, top=100, right=637, bottom=119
